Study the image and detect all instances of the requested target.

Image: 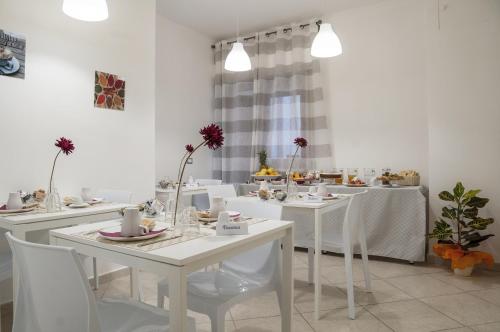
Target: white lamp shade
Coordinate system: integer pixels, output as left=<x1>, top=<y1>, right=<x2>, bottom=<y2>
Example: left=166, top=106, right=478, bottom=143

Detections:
left=224, top=42, right=251, bottom=72
left=63, top=0, right=109, bottom=22
left=311, top=23, right=342, bottom=58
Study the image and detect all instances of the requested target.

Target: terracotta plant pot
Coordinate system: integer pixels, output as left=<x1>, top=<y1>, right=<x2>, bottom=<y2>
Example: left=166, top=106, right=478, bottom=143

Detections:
left=454, top=266, right=474, bottom=277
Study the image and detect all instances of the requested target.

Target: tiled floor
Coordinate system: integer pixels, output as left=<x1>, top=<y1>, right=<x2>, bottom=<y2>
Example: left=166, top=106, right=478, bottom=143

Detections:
left=2, top=250, right=500, bottom=331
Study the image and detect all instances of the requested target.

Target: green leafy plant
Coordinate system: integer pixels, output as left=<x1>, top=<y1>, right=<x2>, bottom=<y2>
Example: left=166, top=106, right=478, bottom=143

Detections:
left=257, top=150, right=268, bottom=170
left=429, top=182, right=494, bottom=249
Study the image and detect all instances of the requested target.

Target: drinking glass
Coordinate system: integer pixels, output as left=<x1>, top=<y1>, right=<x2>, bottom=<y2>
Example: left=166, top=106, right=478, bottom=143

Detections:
left=180, top=206, right=200, bottom=235
left=363, top=168, right=376, bottom=183
left=347, top=168, right=358, bottom=182
left=333, top=168, right=344, bottom=185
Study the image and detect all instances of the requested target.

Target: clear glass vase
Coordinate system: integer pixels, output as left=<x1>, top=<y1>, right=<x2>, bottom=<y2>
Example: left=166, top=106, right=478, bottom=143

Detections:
left=45, top=189, right=61, bottom=212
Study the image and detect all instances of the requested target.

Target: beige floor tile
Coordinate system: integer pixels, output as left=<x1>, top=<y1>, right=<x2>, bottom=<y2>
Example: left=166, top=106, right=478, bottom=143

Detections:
left=421, top=293, right=500, bottom=326
left=368, top=260, right=441, bottom=279
left=336, top=279, right=412, bottom=305
left=294, top=267, right=331, bottom=288
left=471, top=321, right=500, bottom=332
left=230, top=292, right=283, bottom=320
left=439, top=328, right=474, bottom=332
left=470, top=287, right=500, bottom=306
left=366, top=299, right=462, bottom=332
left=294, top=283, right=350, bottom=313
left=431, top=270, right=500, bottom=292
left=103, top=275, right=132, bottom=299
left=302, top=307, right=392, bottom=332
left=233, top=314, right=313, bottom=332
left=321, top=264, right=375, bottom=285
left=197, top=320, right=236, bottom=332
left=385, top=274, right=462, bottom=298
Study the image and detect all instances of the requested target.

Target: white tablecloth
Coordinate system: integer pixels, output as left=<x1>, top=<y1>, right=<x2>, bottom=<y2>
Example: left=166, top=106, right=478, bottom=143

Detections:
left=238, top=184, right=427, bottom=262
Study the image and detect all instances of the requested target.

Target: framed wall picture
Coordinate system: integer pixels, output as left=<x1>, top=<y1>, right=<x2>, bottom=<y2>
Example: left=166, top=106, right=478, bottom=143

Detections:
left=0, top=29, right=26, bottom=79
left=94, top=70, right=125, bottom=111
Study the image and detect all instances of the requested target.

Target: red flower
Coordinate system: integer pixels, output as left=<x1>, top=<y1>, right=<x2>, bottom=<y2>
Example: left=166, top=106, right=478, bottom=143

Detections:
left=294, top=137, right=308, bottom=148
left=55, top=137, right=75, bottom=155
left=200, top=124, right=224, bottom=150
left=185, top=144, right=194, bottom=153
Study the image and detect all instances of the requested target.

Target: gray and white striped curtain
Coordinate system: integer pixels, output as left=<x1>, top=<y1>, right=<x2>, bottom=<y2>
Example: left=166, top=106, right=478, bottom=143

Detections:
left=213, top=20, right=332, bottom=183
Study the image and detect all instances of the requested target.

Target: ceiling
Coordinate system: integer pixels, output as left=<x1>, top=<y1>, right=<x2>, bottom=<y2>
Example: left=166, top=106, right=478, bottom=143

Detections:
left=157, top=0, right=387, bottom=40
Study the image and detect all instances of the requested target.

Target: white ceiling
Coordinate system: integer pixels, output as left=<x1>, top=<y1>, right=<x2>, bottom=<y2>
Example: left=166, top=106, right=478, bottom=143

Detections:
left=157, top=0, right=387, bottom=40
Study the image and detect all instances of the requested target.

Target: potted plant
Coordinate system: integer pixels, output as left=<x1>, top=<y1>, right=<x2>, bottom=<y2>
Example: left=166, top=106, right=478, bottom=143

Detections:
left=429, top=182, right=495, bottom=276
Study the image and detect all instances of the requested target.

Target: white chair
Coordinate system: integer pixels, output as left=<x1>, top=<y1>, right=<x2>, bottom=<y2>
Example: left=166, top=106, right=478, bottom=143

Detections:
left=92, top=189, right=133, bottom=291
left=5, top=232, right=195, bottom=332
left=192, top=180, right=223, bottom=210
left=0, top=252, right=12, bottom=330
left=205, top=185, right=237, bottom=204
left=196, top=179, right=222, bottom=186
left=307, top=191, right=371, bottom=319
left=157, top=202, right=283, bottom=332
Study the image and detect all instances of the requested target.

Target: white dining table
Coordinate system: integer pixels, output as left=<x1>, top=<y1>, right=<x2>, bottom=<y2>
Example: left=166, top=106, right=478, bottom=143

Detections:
left=227, top=195, right=351, bottom=320
left=49, top=218, right=294, bottom=332
left=0, top=203, right=130, bottom=303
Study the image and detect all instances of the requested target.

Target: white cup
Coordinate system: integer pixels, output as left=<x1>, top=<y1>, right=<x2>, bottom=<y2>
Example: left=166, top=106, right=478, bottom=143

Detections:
left=308, top=187, right=317, bottom=194
left=69, top=196, right=84, bottom=205
left=7, top=192, right=23, bottom=210
left=121, top=207, right=147, bottom=237
left=81, top=187, right=93, bottom=202
left=317, top=183, right=328, bottom=197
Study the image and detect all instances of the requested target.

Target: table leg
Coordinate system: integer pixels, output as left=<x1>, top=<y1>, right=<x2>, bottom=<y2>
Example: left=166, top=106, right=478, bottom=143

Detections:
left=93, top=257, right=99, bottom=290
left=11, top=229, right=26, bottom=307
left=314, top=209, right=322, bottom=320
left=308, top=247, right=314, bottom=284
left=130, top=268, right=143, bottom=301
left=281, top=227, right=294, bottom=332
left=168, top=268, right=188, bottom=332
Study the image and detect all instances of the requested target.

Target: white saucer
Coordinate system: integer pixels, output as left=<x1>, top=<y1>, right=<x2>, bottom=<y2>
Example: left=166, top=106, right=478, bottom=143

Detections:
left=69, top=203, right=91, bottom=208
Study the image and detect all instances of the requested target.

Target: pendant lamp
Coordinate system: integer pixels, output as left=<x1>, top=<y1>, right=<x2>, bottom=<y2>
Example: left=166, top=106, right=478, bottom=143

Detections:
left=311, top=23, right=342, bottom=58
left=63, top=0, right=109, bottom=22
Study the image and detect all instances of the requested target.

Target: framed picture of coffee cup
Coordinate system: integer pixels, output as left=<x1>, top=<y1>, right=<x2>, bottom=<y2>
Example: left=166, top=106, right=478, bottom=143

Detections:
left=0, top=29, right=26, bottom=79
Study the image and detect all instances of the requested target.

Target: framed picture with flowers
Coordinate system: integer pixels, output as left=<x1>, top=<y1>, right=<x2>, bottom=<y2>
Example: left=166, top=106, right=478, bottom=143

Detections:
left=94, top=70, right=125, bottom=111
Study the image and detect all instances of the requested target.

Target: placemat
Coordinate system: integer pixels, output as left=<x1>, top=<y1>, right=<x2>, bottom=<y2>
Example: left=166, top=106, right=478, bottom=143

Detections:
left=77, top=229, right=210, bottom=252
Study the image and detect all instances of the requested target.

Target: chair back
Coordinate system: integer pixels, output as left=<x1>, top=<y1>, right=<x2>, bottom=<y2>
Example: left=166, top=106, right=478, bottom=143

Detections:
left=223, top=200, right=282, bottom=279
left=206, top=185, right=237, bottom=204
left=343, top=191, right=368, bottom=246
left=196, top=179, right=222, bottom=186
left=96, top=189, right=133, bottom=203
left=6, top=232, right=100, bottom=332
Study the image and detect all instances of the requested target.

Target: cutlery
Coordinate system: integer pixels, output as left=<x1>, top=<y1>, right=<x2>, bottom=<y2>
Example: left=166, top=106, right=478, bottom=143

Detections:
left=136, top=234, right=182, bottom=247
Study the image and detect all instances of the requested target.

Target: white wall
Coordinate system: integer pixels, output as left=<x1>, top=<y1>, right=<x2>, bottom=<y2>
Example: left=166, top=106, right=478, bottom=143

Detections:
left=155, top=15, right=214, bottom=184
left=320, top=0, right=500, bottom=260
left=425, top=0, right=500, bottom=259
left=321, top=0, right=429, bottom=185
left=0, top=0, right=156, bottom=302
left=0, top=0, right=156, bottom=202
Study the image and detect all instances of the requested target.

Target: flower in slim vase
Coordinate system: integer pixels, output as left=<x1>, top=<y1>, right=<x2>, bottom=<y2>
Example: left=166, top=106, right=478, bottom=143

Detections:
left=46, top=137, right=75, bottom=212
left=279, top=137, right=308, bottom=200
left=174, top=124, right=224, bottom=225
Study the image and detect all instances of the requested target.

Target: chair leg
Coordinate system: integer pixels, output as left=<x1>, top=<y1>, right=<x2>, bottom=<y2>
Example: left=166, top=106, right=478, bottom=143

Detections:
left=210, top=308, right=227, bottom=332
left=157, top=291, right=165, bottom=308
left=359, top=227, right=372, bottom=291
left=308, top=247, right=314, bottom=284
left=343, top=240, right=356, bottom=320
left=92, top=257, right=99, bottom=290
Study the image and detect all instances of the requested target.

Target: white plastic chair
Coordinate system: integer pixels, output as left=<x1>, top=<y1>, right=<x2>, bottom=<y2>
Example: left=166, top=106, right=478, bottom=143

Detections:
left=157, top=202, right=283, bottom=332
left=92, top=189, right=133, bottom=292
left=0, top=252, right=12, bottom=330
left=307, top=191, right=371, bottom=319
left=205, top=185, right=237, bottom=204
left=5, top=232, right=195, bottom=332
left=192, top=180, right=223, bottom=210
left=196, top=179, right=222, bottom=186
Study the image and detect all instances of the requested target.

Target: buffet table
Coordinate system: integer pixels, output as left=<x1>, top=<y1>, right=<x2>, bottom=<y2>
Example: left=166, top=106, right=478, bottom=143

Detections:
left=238, top=184, right=427, bottom=262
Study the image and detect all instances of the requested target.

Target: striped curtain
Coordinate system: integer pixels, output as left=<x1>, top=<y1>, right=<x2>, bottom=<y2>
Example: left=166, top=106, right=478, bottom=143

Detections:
left=213, top=21, right=332, bottom=183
